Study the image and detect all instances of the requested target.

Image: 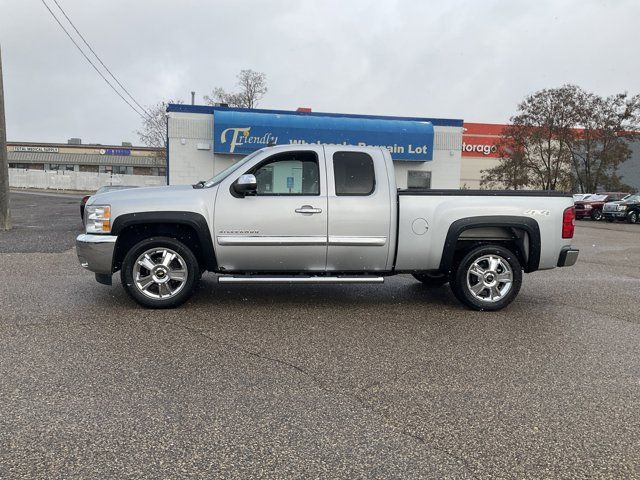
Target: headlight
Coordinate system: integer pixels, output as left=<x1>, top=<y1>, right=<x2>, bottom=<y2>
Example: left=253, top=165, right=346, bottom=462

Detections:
left=618, top=205, right=627, bottom=211
left=85, top=205, right=111, bottom=233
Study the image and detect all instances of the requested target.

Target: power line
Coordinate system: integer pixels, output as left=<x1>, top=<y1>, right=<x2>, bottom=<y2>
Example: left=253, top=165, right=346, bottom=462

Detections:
left=40, top=0, right=148, bottom=120
left=49, top=0, right=152, bottom=119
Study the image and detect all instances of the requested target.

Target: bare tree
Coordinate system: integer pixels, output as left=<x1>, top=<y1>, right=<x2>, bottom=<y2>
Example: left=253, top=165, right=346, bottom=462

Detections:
left=481, top=137, right=531, bottom=190
left=510, top=86, right=578, bottom=190
left=136, top=99, right=183, bottom=157
left=567, top=91, right=640, bottom=193
left=482, top=86, right=574, bottom=190
left=482, top=85, right=639, bottom=192
left=204, top=70, right=267, bottom=109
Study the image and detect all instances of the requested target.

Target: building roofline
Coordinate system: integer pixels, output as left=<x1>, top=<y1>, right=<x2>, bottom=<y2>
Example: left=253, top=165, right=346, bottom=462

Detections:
left=7, top=141, right=163, bottom=151
left=167, top=104, right=464, bottom=128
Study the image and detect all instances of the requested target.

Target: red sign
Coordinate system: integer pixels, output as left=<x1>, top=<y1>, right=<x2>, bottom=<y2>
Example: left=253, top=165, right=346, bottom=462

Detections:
left=461, top=136, right=499, bottom=157
left=462, top=123, right=506, bottom=158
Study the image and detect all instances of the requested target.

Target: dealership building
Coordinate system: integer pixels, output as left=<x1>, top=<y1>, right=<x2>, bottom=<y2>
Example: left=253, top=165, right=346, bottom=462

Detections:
left=8, top=106, right=638, bottom=192
left=167, top=105, right=640, bottom=191
left=167, top=105, right=465, bottom=189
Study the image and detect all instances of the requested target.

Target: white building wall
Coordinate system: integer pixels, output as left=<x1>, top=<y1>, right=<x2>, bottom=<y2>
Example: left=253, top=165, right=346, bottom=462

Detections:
left=393, top=126, right=462, bottom=189
left=168, top=111, right=215, bottom=185
left=168, top=112, right=463, bottom=188
left=9, top=169, right=165, bottom=191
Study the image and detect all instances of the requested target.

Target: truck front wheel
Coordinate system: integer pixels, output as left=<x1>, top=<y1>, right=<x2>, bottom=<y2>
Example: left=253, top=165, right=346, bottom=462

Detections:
left=121, top=236, right=200, bottom=308
left=450, top=245, right=522, bottom=311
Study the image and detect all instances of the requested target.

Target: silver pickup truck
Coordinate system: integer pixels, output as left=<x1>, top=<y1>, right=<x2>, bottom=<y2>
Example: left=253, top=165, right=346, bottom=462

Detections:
left=76, top=145, right=578, bottom=311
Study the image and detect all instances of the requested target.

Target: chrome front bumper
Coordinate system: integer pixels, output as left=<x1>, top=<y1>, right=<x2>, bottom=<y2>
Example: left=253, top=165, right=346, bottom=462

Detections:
left=557, top=246, right=579, bottom=267
left=76, top=234, right=117, bottom=274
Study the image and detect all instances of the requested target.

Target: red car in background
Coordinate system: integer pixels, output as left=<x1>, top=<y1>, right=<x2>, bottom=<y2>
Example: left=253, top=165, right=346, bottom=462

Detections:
left=574, top=192, right=629, bottom=221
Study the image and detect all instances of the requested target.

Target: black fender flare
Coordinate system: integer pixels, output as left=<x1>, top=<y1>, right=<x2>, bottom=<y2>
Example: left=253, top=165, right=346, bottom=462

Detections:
left=111, top=211, right=217, bottom=271
left=439, top=215, right=541, bottom=274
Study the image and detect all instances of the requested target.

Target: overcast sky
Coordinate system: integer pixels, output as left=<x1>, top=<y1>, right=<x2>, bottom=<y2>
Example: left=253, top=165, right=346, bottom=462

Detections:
left=1, top=0, right=638, bottom=145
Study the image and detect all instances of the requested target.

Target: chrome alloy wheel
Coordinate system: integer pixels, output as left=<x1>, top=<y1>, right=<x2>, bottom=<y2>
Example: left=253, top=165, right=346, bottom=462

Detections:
left=133, top=248, right=188, bottom=299
left=466, top=254, right=514, bottom=303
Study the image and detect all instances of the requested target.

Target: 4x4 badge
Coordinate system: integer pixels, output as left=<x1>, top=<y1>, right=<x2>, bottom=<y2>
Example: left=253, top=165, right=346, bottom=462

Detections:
left=524, top=209, right=550, bottom=216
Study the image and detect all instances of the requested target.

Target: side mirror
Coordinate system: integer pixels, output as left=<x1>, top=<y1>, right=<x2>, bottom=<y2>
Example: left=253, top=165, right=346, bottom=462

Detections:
left=233, top=174, right=257, bottom=196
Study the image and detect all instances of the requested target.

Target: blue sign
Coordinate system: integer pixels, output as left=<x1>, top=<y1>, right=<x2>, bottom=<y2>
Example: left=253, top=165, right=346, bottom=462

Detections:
left=286, top=176, right=294, bottom=189
left=104, top=148, right=131, bottom=156
left=213, top=110, right=434, bottom=161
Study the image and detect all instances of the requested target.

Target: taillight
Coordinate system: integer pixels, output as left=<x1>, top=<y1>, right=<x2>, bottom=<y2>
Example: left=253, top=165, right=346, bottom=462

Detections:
left=562, top=206, right=575, bottom=239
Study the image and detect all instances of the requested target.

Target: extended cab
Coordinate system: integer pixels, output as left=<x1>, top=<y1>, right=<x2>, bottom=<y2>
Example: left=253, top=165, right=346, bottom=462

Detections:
left=76, top=145, right=579, bottom=311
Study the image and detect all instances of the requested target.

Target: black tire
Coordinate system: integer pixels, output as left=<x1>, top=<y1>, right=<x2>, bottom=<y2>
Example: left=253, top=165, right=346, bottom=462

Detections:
left=591, top=209, right=603, bottom=221
left=627, top=211, right=639, bottom=224
left=412, top=272, right=449, bottom=287
left=121, top=236, right=200, bottom=308
left=449, top=245, right=523, bottom=311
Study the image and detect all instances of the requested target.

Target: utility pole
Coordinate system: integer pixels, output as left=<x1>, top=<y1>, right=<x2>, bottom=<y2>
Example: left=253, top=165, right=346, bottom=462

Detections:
left=191, top=91, right=195, bottom=105
left=0, top=43, right=12, bottom=231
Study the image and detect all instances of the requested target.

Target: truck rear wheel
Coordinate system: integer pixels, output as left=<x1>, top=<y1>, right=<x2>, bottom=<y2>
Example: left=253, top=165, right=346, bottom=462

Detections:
left=412, top=272, right=449, bottom=286
left=450, top=245, right=522, bottom=311
left=121, top=236, right=199, bottom=308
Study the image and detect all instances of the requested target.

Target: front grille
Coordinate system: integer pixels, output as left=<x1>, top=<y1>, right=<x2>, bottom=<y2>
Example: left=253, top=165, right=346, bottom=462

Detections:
left=603, top=204, right=617, bottom=212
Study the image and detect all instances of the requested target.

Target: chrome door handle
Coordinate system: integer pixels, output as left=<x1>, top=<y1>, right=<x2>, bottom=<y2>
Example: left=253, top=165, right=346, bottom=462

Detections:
left=295, top=205, right=323, bottom=214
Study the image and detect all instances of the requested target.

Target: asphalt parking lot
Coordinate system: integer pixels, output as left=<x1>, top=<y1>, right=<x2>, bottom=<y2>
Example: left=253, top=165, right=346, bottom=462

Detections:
left=1, top=190, right=638, bottom=479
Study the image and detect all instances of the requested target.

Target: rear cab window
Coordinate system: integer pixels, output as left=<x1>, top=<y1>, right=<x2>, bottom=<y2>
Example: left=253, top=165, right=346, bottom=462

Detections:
left=332, top=151, right=375, bottom=196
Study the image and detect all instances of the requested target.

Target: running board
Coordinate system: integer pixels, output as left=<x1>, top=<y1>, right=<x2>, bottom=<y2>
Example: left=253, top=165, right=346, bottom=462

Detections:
left=218, top=275, right=385, bottom=285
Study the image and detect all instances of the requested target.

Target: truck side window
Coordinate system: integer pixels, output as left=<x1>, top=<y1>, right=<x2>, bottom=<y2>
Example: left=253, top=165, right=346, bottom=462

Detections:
left=251, top=151, right=320, bottom=195
left=333, top=152, right=375, bottom=196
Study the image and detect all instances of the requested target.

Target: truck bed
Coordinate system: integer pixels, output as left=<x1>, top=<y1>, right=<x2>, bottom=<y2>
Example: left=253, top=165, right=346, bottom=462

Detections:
left=398, top=189, right=571, bottom=197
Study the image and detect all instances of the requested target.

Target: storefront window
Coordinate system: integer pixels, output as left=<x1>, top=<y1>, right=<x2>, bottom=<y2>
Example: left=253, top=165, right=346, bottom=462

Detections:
left=99, top=165, right=133, bottom=175
left=407, top=170, right=431, bottom=189
left=46, top=164, right=75, bottom=171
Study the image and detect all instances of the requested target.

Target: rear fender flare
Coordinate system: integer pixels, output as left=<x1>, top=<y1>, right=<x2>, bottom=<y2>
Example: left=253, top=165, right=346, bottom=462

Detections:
left=439, top=216, right=541, bottom=274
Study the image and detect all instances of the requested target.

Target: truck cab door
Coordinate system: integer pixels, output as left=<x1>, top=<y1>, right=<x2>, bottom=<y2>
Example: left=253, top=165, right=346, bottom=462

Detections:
left=324, top=146, right=395, bottom=272
left=213, top=146, right=328, bottom=272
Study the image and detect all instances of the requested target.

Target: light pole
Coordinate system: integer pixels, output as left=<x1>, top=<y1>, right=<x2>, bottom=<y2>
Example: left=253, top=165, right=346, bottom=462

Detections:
left=0, top=43, right=12, bottom=230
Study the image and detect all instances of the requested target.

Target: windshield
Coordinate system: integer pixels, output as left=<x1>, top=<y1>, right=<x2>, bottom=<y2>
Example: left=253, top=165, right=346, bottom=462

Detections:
left=203, top=149, right=264, bottom=188
left=625, top=194, right=640, bottom=202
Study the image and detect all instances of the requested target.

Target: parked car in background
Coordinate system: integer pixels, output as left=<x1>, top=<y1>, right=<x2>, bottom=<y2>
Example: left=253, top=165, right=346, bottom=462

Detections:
left=603, top=193, right=640, bottom=223
left=81, top=186, right=139, bottom=222
left=574, top=192, right=629, bottom=221
left=572, top=193, right=592, bottom=202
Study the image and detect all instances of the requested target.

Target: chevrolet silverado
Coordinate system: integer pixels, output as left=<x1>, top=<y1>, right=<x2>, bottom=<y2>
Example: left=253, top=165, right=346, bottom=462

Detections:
left=76, top=145, right=579, bottom=311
